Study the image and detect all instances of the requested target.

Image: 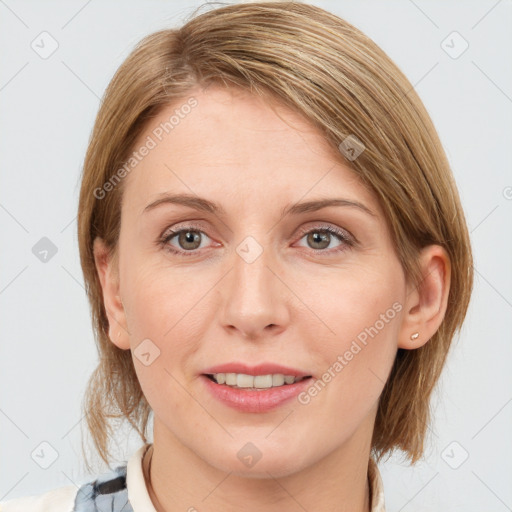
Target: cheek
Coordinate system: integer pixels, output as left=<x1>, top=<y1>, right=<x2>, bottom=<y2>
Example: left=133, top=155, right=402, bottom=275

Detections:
left=122, top=252, right=199, bottom=337
left=122, top=258, right=213, bottom=377
left=306, top=264, right=402, bottom=399
left=124, top=265, right=207, bottom=417
left=310, top=263, right=402, bottom=345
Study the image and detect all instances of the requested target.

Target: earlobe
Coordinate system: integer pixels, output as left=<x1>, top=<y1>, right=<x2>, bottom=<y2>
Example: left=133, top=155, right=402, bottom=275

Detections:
left=398, top=244, right=451, bottom=350
left=93, top=237, right=130, bottom=350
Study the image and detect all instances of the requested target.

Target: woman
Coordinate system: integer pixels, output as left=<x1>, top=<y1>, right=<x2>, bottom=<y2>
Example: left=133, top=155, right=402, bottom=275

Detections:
left=0, top=1, right=473, bottom=511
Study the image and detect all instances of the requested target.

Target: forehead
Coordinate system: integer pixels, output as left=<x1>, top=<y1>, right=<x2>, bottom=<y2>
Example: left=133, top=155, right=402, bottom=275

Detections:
left=121, top=85, right=380, bottom=218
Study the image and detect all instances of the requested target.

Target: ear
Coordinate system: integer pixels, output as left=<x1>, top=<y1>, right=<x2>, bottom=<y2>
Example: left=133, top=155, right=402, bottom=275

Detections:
left=93, top=237, right=130, bottom=350
left=398, top=244, right=451, bottom=349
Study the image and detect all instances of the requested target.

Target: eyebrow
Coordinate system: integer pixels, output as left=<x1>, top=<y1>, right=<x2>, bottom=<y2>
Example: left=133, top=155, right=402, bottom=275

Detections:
left=143, top=193, right=376, bottom=218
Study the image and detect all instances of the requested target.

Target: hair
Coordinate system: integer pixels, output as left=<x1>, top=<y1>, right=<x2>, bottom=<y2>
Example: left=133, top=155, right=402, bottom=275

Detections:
left=77, top=0, right=473, bottom=471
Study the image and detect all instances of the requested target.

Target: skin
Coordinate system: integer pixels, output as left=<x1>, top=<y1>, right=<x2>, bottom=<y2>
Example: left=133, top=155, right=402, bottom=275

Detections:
left=94, top=84, right=451, bottom=512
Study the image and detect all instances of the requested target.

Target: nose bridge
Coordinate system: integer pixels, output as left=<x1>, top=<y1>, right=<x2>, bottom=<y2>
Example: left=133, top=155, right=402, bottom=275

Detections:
left=232, top=234, right=275, bottom=303
left=220, top=233, right=288, bottom=336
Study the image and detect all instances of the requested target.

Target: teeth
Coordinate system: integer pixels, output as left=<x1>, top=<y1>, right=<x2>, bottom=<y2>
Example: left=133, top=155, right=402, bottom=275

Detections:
left=272, top=374, right=285, bottom=386
left=211, top=373, right=306, bottom=389
left=226, top=373, right=237, bottom=386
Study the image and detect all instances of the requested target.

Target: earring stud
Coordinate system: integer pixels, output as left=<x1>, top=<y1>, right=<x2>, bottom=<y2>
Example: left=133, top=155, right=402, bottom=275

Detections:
left=410, top=332, right=419, bottom=340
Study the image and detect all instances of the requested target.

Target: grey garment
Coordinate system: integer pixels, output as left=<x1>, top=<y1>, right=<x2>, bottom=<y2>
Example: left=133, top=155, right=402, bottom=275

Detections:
left=73, top=464, right=134, bottom=512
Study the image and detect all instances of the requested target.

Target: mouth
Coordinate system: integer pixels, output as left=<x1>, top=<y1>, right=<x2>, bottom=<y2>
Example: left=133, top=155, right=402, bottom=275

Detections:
left=203, top=373, right=313, bottom=390
left=201, top=371, right=314, bottom=412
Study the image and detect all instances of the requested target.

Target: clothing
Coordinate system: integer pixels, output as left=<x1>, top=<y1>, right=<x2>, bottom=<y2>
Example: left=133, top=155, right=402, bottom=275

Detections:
left=0, top=444, right=386, bottom=511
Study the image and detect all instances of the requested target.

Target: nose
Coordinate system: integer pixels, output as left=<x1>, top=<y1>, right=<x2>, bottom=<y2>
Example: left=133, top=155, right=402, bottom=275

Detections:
left=219, top=239, right=290, bottom=340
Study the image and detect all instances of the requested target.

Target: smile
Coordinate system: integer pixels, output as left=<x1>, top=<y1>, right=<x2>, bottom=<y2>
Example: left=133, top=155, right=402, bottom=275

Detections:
left=201, top=374, right=314, bottom=413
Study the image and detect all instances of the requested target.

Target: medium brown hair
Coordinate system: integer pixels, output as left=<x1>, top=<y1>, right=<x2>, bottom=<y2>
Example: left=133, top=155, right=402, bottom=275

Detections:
left=77, top=1, right=473, bottom=471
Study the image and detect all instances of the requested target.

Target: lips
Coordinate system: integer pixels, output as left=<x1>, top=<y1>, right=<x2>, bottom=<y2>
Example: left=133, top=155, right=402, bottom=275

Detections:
left=201, top=372, right=314, bottom=413
left=200, top=362, right=314, bottom=412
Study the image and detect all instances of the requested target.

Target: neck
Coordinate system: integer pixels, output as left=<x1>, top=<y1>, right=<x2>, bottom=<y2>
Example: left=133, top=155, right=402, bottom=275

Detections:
left=144, top=418, right=374, bottom=512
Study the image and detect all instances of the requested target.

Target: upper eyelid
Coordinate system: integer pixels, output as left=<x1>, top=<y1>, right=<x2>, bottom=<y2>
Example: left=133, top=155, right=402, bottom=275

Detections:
left=163, top=220, right=348, bottom=234
left=296, top=223, right=350, bottom=236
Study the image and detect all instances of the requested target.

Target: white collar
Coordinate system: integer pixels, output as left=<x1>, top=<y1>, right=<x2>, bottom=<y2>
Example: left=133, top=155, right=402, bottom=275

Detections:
left=126, top=444, right=157, bottom=511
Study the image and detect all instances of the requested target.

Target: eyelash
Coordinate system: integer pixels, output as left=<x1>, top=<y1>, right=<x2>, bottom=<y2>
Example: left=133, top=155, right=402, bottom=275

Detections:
left=158, top=222, right=355, bottom=258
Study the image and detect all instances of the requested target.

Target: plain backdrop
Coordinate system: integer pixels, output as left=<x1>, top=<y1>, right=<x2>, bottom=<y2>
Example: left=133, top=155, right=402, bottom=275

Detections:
left=1, top=0, right=511, bottom=510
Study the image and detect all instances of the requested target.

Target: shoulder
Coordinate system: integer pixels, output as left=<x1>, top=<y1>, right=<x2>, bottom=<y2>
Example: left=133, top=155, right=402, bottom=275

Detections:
left=0, top=464, right=130, bottom=512
left=0, top=485, right=78, bottom=512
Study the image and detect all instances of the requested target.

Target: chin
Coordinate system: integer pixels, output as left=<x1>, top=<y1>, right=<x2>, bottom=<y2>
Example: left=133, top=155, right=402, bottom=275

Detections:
left=200, top=439, right=310, bottom=479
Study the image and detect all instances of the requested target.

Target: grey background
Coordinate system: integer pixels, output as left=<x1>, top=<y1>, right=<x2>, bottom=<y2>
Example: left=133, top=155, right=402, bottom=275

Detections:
left=1, top=0, right=511, bottom=510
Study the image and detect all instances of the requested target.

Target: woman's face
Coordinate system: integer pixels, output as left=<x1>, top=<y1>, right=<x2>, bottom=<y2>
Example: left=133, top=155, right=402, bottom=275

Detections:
left=100, top=85, right=413, bottom=476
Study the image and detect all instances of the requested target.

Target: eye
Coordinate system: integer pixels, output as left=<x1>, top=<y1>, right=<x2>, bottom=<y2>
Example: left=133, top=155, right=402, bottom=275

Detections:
left=295, top=224, right=353, bottom=254
left=158, top=222, right=354, bottom=257
left=159, top=223, right=212, bottom=256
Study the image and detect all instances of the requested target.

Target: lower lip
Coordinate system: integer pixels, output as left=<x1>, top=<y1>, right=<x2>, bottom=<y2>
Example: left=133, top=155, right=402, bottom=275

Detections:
left=201, top=375, right=313, bottom=413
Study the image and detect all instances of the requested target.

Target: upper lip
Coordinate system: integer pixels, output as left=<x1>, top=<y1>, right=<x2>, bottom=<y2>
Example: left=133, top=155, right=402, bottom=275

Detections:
left=202, top=362, right=312, bottom=378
